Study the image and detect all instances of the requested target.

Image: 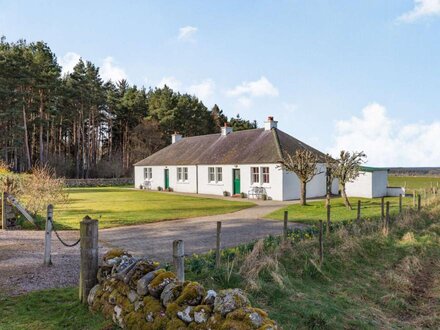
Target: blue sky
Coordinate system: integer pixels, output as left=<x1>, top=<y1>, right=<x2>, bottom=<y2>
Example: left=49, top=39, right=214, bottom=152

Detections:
left=1, top=0, right=440, bottom=166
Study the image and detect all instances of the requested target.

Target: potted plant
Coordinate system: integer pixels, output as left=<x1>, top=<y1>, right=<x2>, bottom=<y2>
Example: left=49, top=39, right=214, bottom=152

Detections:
left=240, top=192, right=246, bottom=198
left=223, top=191, right=230, bottom=197
left=261, top=194, right=267, bottom=201
left=157, top=186, right=163, bottom=191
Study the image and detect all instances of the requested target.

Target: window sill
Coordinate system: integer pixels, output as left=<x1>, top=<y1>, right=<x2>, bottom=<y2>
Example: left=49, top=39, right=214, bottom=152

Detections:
left=177, top=181, right=190, bottom=184
left=208, top=182, right=224, bottom=186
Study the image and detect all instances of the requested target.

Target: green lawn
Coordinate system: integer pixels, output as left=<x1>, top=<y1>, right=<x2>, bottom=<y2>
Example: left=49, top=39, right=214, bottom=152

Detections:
left=389, top=175, right=440, bottom=190
left=266, top=197, right=412, bottom=224
left=51, top=187, right=254, bottom=230
left=0, top=288, right=115, bottom=330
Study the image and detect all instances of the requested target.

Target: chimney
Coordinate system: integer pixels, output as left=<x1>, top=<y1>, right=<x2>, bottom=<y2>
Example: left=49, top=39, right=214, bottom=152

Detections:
left=221, top=123, right=233, bottom=136
left=172, top=132, right=183, bottom=144
left=264, top=116, right=278, bottom=130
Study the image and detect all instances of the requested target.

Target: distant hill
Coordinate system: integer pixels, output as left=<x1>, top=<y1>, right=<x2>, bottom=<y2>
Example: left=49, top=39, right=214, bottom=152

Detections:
left=389, top=167, right=440, bottom=176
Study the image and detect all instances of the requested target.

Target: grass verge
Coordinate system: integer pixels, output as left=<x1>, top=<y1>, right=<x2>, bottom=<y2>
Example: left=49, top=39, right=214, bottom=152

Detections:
left=25, top=186, right=254, bottom=230
left=265, top=196, right=412, bottom=224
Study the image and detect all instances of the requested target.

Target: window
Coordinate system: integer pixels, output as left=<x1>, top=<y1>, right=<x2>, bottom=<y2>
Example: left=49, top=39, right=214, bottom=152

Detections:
left=144, top=168, right=152, bottom=180
left=208, top=167, right=215, bottom=182
left=208, top=167, right=223, bottom=183
left=262, top=167, right=270, bottom=183
left=216, top=167, right=222, bottom=182
left=177, top=167, right=188, bottom=182
left=251, top=167, right=260, bottom=184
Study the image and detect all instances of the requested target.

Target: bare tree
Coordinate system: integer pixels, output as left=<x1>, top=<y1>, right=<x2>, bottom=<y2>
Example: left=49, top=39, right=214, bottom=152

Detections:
left=278, top=149, right=322, bottom=205
left=330, top=150, right=367, bottom=210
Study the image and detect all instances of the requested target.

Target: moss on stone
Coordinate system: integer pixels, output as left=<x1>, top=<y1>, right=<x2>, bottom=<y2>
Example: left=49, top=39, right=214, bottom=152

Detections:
left=124, top=311, right=147, bottom=329
left=220, top=319, right=254, bottom=330
left=166, top=302, right=183, bottom=318
left=148, top=271, right=176, bottom=297
left=175, top=282, right=205, bottom=306
left=166, top=317, right=187, bottom=329
left=142, top=296, right=164, bottom=314
left=193, top=304, right=212, bottom=314
left=103, top=248, right=127, bottom=260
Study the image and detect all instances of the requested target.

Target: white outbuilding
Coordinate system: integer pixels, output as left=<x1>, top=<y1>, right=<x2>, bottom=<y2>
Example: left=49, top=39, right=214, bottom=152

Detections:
left=345, top=166, right=405, bottom=198
left=134, top=117, right=339, bottom=201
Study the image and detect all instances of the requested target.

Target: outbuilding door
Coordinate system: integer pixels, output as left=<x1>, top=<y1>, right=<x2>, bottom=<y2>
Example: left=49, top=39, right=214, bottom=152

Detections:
left=233, top=169, right=241, bottom=194
left=164, top=169, right=169, bottom=189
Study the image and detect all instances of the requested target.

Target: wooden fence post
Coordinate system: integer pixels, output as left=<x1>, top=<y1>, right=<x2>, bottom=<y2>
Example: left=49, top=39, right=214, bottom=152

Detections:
left=1, top=192, right=7, bottom=231
left=43, top=204, right=53, bottom=266
left=385, top=201, right=390, bottom=235
left=413, top=191, right=416, bottom=208
left=381, top=197, right=385, bottom=222
left=173, top=240, right=185, bottom=282
left=357, top=200, right=361, bottom=222
left=318, top=220, right=324, bottom=266
left=79, top=216, right=99, bottom=304
left=283, top=211, right=288, bottom=239
left=399, top=194, right=403, bottom=214
left=326, top=204, right=331, bottom=237
left=418, top=194, right=421, bottom=211
left=215, top=222, right=222, bottom=268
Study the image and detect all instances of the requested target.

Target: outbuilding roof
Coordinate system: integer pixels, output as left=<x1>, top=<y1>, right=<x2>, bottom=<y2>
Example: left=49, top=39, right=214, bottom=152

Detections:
left=134, top=128, right=326, bottom=166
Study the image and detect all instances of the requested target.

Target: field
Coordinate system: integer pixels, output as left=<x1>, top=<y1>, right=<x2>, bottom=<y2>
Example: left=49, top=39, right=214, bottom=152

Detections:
left=389, top=175, right=440, bottom=190
left=3, top=198, right=440, bottom=329
left=50, top=187, right=254, bottom=230
left=266, top=196, right=412, bottom=224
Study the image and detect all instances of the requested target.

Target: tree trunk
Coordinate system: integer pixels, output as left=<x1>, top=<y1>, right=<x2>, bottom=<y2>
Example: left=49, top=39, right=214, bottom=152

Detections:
left=341, top=184, right=352, bottom=210
left=325, top=168, right=332, bottom=208
left=22, top=101, right=32, bottom=170
left=300, top=180, right=307, bottom=206
left=39, top=89, right=45, bottom=164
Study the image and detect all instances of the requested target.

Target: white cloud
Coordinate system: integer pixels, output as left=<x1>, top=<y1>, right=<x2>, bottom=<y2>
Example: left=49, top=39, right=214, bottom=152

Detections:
left=158, top=76, right=182, bottom=90
left=330, top=103, right=440, bottom=166
left=398, top=0, right=440, bottom=22
left=59, top=52, right=81, bottom=75
left=100, top=57, right=128, bottom=82
left=226, top=76, right=279, bottom=98
left=237, top=97, right=252, bottom=109
left=178, top=26, right=198, bottom=41
left=187, top=79, right=215, bottom=101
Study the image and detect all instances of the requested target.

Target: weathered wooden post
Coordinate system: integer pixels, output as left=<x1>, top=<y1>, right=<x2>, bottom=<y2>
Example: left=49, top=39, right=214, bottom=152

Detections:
left=381, top=197, right=385, bottom=222
left=173, top=240, right=185, bottom=282
left=215, top=222, right=222, bottom=268
left=79, top=216, right=99, bottom=304
left=385, top=201, right=390, bottom=235
left=399, top=194, right=403, bottom=214
left=283, top=211, right=288, bottom=239
left=326, top=204, right=331, bottom=237
left=417, top=194, right=421, bottom=212
left=43, top=204, right=53, bottom=266
left=1, top=192, right=7, bottom=230
left=413, top=191, right=416, bottom=208
left=357, top=200, right=361, bottom=222
left=319, top=220, right=324, bottom=266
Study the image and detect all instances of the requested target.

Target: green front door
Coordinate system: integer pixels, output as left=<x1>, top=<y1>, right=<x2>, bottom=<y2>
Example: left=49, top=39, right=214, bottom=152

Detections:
left=164, top=169, right=169, bottom=189
left=233, top=169, right=241, bottom=194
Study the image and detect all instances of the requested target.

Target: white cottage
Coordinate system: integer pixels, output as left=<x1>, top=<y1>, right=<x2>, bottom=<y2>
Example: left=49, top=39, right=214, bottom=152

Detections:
left=134, top=117, right=338, bottom=201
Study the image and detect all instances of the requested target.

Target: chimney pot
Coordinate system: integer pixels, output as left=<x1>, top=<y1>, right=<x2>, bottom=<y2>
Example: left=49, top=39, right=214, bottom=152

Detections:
left=172, top=133, right=183, bottom=144
left=264, top=116, right=278, bottom=130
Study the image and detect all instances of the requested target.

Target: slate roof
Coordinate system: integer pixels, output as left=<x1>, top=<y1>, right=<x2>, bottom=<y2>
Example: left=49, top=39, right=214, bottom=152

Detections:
left=134, top=128, right=326, bottom=166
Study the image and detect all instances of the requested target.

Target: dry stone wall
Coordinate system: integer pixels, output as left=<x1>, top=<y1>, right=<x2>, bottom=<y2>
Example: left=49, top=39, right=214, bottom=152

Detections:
left=88, top=249, right=278, bottom=330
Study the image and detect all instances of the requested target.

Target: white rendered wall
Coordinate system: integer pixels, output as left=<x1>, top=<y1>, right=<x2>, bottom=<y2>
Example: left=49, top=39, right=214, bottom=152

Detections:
left=345, top=170, right=389, bottom=198
left=134, top=165, right=197, bottom=193
left=282, top=163, right=327, bottom=200
left=345, top=172, right=373, bottom=198
left=371, top=171, right=388, bottom=198
left=198, top=164, right=283, bottom=201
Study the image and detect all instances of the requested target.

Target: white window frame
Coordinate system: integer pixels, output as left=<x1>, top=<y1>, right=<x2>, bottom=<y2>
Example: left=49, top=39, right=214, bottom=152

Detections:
left=208, top=167, right=215, bottom=182
left=177, top=167, right=182, bottom=182
left=144, top=167, right=152, bottom=180
left=216, top=167, right=223, bottom=183
left=262, top=167, right=270, bottom=184
left=183, top=167, right=188, bottom=182
left=251, top=167, right=260, bottom=184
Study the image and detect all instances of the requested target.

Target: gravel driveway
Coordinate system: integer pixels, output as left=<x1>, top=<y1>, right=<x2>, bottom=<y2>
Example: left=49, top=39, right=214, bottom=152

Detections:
left=0, top=198, right=298, bottom=296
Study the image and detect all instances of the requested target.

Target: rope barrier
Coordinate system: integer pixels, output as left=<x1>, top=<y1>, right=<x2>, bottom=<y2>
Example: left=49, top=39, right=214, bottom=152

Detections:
left=49, top=218, right=81, bottom=247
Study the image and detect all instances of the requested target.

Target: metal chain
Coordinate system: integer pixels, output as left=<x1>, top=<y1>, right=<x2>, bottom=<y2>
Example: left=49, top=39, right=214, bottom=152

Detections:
left=49, top=218, right=81, bottom=247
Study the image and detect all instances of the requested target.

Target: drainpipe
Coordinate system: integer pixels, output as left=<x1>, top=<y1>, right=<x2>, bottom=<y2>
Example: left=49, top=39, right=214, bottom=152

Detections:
left=196, top=165, right=199, bottom=194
